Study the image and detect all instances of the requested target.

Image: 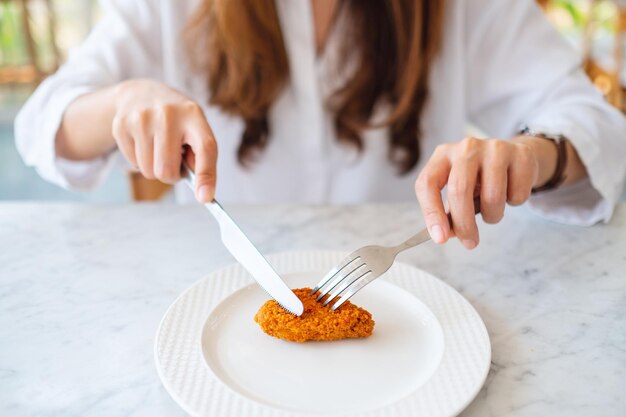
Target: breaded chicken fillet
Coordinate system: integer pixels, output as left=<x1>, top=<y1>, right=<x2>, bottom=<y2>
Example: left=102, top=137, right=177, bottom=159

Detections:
left=254, top=288, right=374, bottom=342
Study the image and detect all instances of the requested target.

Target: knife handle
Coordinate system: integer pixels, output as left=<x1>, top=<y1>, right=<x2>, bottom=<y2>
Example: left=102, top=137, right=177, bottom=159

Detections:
left=181, top=163, right=196, bottom=192
left=181, top=163, right=225, bottom=221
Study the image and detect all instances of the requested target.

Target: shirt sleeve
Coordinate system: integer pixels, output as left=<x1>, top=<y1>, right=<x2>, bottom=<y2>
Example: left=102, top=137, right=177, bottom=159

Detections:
left=464, top=0, right=626, bottom=225
left=14, top=0, right=163, bottom=190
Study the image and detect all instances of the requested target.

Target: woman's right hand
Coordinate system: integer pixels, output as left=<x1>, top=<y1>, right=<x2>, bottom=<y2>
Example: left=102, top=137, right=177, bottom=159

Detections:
left=112, top=79, right=218, bottom=202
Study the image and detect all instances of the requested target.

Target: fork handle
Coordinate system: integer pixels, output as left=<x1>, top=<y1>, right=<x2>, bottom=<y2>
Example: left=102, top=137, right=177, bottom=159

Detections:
left=446, top=196, right=481, bottom=231
left=395, top=197, right=481, bottom=253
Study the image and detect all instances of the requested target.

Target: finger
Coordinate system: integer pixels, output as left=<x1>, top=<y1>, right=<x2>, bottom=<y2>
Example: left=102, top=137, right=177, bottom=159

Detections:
left=112, top=115, right=137, bottom=168
left=191, top=141, right=217, bottom=203
left=415, top=145, right=452, bottom=244
left=131, top=111, right=155, bottom=179
left=135, top=138, right=155, bottom=179
left=447, top=155, right=480, bottom=249
left=507, top=145, right=535, bottom=206
left=183, top=110, right=218, bottom=202
left=480, top=142, right=509, bottom=224
left=153, top=115, right=182, bottom=184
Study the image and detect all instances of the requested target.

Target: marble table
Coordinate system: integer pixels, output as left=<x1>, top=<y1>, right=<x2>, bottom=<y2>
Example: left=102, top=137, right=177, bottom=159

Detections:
left=1, top=203, right=625, bottom=417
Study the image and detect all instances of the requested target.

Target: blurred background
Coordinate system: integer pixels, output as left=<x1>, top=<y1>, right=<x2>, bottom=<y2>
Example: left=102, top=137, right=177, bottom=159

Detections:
left=0, top=0, right=625, bottom=202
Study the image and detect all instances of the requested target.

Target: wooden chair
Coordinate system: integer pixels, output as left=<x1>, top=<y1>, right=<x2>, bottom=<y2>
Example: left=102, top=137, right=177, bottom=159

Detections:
left=128, top=172, right=173, bottom=201
left=0, top=0, right=60, bottom=84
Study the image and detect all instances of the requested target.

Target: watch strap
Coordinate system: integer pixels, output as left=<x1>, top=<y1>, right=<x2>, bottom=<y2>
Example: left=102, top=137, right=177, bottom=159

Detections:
left=520, top=127, right=568, bottom=193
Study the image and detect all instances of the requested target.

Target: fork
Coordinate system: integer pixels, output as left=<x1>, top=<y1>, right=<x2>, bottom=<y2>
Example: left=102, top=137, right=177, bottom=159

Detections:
left=312, top=197, right=481, bottom=310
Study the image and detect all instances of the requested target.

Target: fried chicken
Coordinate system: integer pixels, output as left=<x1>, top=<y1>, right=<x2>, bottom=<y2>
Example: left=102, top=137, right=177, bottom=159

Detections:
left=254, top=287, right=375, bottom=342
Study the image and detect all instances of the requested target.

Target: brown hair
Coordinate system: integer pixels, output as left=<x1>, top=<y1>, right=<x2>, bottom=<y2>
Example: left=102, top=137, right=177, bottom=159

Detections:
left=187, top=0, right=445, bottom=174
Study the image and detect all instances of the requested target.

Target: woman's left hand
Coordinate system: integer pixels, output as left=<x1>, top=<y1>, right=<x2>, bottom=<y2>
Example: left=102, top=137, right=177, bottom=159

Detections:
left=415, top=136, right=559, bottom=250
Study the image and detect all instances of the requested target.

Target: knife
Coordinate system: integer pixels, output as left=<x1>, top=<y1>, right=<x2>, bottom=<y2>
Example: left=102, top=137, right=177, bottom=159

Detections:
left=181, top=164, right=304, bottom=316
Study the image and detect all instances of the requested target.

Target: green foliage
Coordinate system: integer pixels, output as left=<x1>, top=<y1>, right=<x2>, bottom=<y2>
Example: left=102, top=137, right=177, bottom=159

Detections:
left=548, top=0, right=617, bottom=33
left=0, top=2, right=27, bottom=65
left=553, top=0, right=588, bottom=26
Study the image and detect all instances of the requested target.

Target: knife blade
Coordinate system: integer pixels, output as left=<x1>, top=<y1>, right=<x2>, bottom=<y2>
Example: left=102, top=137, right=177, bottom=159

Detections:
left=182, top=165, right=304, bottom=316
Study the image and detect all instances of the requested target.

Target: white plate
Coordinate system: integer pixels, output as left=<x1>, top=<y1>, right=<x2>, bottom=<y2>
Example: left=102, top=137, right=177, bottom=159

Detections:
left=155, top=251, right=491, bottom=417
left=202, top=271, right=445, bottom=413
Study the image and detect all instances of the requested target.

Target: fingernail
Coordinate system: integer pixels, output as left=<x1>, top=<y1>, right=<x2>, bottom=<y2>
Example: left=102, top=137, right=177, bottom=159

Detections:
left=197, top=185, right=214, bottom=202
left=461, top=239, right=477, bottom=250
left=430, top=225, right=444, bottom=243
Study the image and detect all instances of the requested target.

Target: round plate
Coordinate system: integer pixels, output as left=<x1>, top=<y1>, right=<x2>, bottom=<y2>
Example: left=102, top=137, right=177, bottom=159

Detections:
left=201, top=271, right=445, bottom=413
left=155, top=251, right=491, bottom=417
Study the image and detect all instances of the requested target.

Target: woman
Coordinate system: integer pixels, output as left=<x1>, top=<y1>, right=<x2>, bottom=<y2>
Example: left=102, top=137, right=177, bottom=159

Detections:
left=15, top=0, right=626, bottom=249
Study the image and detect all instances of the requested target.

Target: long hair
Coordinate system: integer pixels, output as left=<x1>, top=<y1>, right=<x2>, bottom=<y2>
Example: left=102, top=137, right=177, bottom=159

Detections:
left=186, top=0, right=445, bottom=174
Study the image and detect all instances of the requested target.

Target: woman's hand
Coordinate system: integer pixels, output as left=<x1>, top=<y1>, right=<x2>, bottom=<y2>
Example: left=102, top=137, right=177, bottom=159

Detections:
left=112, top=79, right=218, bottom=202
left=415, top=136, right=561, bottom=249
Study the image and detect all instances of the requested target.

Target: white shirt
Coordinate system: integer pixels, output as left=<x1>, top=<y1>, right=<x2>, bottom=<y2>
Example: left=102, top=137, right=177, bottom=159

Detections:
left=15, top=0, right=626, bottom=225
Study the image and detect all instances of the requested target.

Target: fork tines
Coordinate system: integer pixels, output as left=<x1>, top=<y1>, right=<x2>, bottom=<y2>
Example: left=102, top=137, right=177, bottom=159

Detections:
left=311, top=255, right=373, bottom=311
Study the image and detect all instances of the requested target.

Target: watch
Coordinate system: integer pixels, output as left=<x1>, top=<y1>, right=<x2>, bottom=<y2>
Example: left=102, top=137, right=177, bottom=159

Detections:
left=519, top=127, right=568, bottom=193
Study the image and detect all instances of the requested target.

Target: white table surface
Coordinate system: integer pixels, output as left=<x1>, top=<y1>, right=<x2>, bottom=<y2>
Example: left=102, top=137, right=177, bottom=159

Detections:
left=1, top=203, right=625, bottom=417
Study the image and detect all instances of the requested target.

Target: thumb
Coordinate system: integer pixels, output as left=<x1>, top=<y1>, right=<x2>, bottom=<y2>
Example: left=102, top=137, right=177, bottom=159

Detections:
left=183, top=146, right=217, bottom=203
